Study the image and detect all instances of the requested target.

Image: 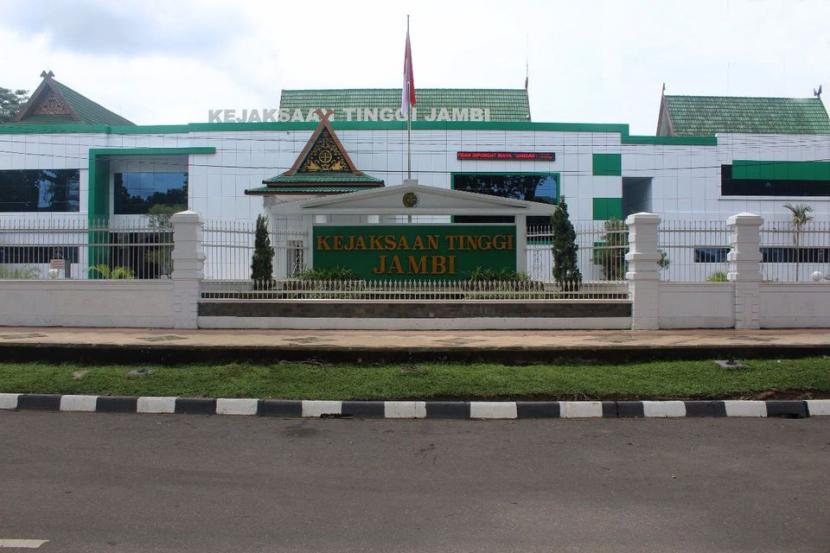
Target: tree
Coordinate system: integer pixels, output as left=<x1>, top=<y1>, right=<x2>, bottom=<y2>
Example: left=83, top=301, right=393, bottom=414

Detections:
left=0, top=87, right=29, bottom=123
left=593, top=218, right=628, bottom=280
left=251, top=214, right=274, bottom=285
left=783, top=203, right=813, bottom=282
left=551, top=197, right=581, bottom=290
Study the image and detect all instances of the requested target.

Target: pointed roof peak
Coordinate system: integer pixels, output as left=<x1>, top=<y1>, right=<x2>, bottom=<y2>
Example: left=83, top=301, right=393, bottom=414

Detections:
left=249, top=113, right=384, bottom=195
left=286, top=113, right=362, bottom=176
left=6, top=73, right=134, bottom=126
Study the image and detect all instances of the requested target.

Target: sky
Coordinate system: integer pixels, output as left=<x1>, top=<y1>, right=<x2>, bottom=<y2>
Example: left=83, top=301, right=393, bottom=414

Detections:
left=0, top=0, right=828, bottom=134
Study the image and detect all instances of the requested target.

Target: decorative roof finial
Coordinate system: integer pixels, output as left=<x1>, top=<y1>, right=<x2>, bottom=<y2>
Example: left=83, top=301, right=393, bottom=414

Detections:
left=313, top=108, right=334, bottom=123
left=40, top=70, right=55, bottom=79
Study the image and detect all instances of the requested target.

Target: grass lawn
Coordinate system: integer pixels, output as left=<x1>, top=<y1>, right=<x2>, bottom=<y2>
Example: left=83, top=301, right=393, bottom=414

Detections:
left=0, top=358, right=829, bottom=400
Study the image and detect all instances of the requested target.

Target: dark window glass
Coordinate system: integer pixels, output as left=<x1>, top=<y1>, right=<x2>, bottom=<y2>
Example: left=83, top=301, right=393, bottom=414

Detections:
left=693, top=246, right=830, bottom=263
left=761, top=247, right=830, bottom=263
left=721, top=165, right=830, bottom=196
left=452, top=174, right=558, bottom=226
left=114, top=172, right=188, bottom=214
left=0, top=169, right=80, bottom=212
left=0, top=246, right=79, bottom=264
left=694, top=247, right=730, bottom=263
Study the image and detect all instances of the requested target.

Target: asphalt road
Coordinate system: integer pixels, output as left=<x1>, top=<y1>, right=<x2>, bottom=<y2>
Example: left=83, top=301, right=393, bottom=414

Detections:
left=1, top=412, right=829, bottom=553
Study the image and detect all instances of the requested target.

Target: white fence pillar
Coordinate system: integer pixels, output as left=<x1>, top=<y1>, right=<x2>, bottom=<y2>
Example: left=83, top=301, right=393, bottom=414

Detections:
left=515, top=214, right=527, bottom=274
left=727, top=212, right=763, bottom=329
left=625, top=212, right=661, bottom=330
left=171, top=210, right=205, bottom=329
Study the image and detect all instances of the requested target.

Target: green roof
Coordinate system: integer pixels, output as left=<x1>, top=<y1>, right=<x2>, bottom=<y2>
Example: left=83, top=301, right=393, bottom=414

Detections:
left=661, top=95, right=830, bottom=136
left=280, top=88, right=531, bottom=122
left=252, top=171, right=383, bottom=195
left=263, top=172, right=383, bottom=184
left=246, top=185, right=371, bottom=195
left=49, top=79, right=133, bottom=125
left=6, top=76, right=133, bottom=126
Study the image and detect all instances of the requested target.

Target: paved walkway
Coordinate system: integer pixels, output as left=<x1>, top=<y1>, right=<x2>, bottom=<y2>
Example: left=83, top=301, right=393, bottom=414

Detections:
left=1, top=327, right=830, bottom=362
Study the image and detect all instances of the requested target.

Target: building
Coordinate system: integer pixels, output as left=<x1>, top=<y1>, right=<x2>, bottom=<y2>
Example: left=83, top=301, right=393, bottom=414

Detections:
left=1, top=72, right=829, bottom=281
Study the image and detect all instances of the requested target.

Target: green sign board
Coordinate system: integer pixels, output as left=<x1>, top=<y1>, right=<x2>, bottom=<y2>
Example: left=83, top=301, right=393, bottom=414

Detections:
left=313, top=224, right=516, bottom=280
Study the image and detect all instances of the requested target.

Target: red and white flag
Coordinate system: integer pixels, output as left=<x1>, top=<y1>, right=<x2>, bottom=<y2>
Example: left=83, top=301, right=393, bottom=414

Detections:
left=401, top=21, right=416, bottom=117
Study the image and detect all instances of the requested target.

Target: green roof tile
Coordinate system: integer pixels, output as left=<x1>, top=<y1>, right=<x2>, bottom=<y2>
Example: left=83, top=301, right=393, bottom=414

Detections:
left=50, top=80, right=134, bottom=126
left=262, top=172, right=383, bottom=184
left=246, top=185, right=372, bottom=195
left=279, top=88, right=531, bottom=122
left=5, top=77, right=134, bottom=126
left=663, top=95, right=830, bottom=135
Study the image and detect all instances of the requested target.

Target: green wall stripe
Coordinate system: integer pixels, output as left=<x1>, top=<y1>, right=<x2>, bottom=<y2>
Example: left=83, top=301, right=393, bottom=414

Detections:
left=0, top=120, right=631, bottom=135
left=622, top=135, right=717, bottom=146
left=592, top=197, right=623, bottom=221
left=592, top=154, right=622, bottom=176
left=732, top=160, right=830, bottom=181
left=0, top=122, right=719, bottom=147
left=88, top=147, right=216, bottom=157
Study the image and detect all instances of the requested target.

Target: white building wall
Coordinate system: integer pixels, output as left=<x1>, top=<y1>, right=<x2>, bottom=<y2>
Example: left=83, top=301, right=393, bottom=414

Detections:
left=1, top=127, right=829, bottom=227
left=716, top=133, right=830, bottom=221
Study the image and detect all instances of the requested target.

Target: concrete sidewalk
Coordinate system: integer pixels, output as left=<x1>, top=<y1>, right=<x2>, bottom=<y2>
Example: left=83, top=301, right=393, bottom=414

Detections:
left=1, top=327, right=830, bottom=363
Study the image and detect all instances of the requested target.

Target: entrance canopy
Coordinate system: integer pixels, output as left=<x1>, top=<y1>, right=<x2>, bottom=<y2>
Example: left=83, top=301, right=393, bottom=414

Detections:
left=268, top=182, right=555, bottom=277
left=268, top=182, right=556, bottom=217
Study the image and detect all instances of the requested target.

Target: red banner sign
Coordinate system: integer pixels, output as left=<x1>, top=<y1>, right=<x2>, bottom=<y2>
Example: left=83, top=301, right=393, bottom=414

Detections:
left=457, top=151, right=555, bottom=161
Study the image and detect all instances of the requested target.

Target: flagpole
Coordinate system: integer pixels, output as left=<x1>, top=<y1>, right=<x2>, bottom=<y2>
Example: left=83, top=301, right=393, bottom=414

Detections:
left=406, top=14, right=412, bottom=181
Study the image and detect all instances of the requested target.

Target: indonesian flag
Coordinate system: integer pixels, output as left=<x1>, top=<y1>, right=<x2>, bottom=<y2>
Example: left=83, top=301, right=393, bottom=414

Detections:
left=402, top=23, right=416, bottom=117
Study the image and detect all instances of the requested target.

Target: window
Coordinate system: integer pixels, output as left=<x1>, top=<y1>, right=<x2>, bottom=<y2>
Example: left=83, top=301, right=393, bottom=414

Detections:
left=114, top=172, right=188, bottom=214
left=761, top=247, right=830, bottom=263
left=693, top=246, right=830, bottom=264
left=694, top=247, right=730, bottom=263
left=0, top=169, right=80, bottom=212
left=452, top=173, right=558, bottom=226
left=721, top=165, right=830, bottom=196
left=0, top=246, right=79, bottom=264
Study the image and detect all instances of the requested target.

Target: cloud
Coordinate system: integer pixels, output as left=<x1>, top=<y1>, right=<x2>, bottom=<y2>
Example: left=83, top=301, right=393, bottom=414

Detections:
left=0, top=0, right=247, bottom=58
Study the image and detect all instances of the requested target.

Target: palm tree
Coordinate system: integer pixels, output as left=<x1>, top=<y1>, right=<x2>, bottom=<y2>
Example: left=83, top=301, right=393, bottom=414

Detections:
left=783, top=203, right=813, bottom=281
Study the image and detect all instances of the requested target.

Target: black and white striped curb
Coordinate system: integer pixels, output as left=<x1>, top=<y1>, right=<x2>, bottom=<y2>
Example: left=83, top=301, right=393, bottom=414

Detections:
left=1, top=394, right=829, bottom=419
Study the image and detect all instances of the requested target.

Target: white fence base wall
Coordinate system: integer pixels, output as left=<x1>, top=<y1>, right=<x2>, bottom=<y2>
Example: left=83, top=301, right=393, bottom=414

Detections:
left=197, top=316, right=632, bottom=331
left=759, top=284, right=830, bottom=328
left=0, top=281, right=175, bottom=328
left=0, top=281, right=829, bottom=330
left=658, top=283, right=735, bottom=329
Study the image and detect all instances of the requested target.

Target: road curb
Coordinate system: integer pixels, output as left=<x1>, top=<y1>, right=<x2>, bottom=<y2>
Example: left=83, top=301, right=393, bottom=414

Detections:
left=1, top=394, right=828, bottom=419
left=4, top=343, right=830, bottom=366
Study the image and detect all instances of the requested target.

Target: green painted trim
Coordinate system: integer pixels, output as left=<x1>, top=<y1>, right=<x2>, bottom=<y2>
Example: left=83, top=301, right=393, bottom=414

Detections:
left=0, top=119, right=723, bottom=149
left=88, top=147, right=216, bottom=157
left=622, top=135, right=717, bottom=146
left=86, top=146, right=216, bottom=269
left=0, top=120, right=632, bottom=135
left=0, top=124, right=112, bottom=134
left=592, top=197, right=623, bottom=221
left=732, top=160, right=830, bottom=181
left=245, top=185, right=378, bottom=195
left=592, top=154, right=622, bottom=176
left=86, top=146, right=216, bottom=221
left=87, top=155, right=110, bottom=272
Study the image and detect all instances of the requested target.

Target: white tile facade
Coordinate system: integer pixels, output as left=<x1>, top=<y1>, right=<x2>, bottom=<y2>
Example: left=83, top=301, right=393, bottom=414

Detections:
left=1, top=126, right=829, bottom=224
